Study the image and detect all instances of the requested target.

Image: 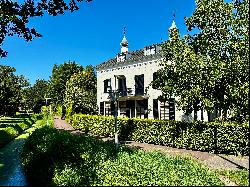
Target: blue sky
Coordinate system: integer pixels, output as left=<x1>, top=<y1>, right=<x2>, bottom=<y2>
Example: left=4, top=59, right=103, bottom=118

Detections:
left=1, top=0, right=196, bottom=85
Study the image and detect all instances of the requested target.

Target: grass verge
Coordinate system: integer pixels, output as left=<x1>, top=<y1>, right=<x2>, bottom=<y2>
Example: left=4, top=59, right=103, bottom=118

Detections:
left=22, top=126, right=224, bottom=186
left=215, top=169, right=249, bottom=186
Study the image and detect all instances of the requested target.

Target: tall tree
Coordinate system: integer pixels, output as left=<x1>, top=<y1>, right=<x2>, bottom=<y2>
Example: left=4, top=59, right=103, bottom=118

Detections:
left=153, top=0, right=249, bottom=122
left=185, top=0, right=249, bottom=121
left=0, top=0, right=92, bottom=57
left=0, top=65, right=29, bottom=116
left=48, top=60, right=84, bottom=105
left=64, top=65, right=97, bottom=115
left=22, top=79, right=49, bottom=113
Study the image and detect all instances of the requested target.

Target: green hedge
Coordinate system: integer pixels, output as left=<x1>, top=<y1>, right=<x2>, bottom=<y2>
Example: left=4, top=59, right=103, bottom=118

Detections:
left=0, top=114, right=41, bottom=148
left=71, top=114, right=249, bottom=156
left=22, top=126, right=224, bottom=186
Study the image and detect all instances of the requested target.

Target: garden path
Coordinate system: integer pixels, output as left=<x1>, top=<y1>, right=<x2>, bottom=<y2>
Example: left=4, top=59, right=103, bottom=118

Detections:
left=53, top=116, right=249, bottom=171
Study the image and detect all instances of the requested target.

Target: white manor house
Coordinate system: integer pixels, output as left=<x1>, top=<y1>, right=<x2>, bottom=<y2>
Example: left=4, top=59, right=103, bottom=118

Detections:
left=96, top=21, right=209, bottom=121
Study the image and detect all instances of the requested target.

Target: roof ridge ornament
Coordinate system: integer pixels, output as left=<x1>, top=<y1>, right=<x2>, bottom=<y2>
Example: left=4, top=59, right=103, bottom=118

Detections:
left=120, top=26, right=128, bottom=53
left=169, top=10, right=177, bottom=30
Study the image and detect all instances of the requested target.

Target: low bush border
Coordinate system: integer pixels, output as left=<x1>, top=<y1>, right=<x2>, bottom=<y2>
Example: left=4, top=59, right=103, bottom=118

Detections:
left=71, top=114, right=249, bottom=156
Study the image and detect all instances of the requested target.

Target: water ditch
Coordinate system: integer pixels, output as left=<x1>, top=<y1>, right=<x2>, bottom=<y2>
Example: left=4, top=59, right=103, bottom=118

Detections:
left=0, top=132, right=31, bottom=186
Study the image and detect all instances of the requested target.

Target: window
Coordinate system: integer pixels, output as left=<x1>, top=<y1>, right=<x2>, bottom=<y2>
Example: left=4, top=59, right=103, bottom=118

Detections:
left=160, top=98, right=175, bottom=120
left=126, top=100, right=135, bottom=118
left=104, top=79, right=111, bottom=93
left=153, top=71, right=158, bottom=81
left=135, top=74, right=144, bottom=96
left=118, top=77, right=127, bottom=96
left=104, top=101, right=115, bottom=116
left=100, top=102, right=104, bottom=115
left=119, top=101, right=127, bottom=117
left=136, top=100, right=148, bottom=119
left=153, top=99, right=159, bottom=119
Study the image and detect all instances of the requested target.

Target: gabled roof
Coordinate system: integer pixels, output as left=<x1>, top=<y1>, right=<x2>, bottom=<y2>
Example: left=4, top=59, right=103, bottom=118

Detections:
left=96, top=44, right=163, bottom=70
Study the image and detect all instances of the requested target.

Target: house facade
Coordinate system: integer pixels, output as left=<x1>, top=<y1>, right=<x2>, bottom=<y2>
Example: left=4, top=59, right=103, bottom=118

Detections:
left=96, top=22, right=209, bottom=121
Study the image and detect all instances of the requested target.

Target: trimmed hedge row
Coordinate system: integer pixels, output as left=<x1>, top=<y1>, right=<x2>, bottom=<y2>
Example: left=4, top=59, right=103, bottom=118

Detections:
left=71, top=114, right=249, bottom=156
left=0, top=114, right=42, bottom=148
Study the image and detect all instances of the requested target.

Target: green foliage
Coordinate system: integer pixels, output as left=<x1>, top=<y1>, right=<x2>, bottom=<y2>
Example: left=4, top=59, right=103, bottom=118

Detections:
left=40, top=105, right=54, bottom=127
left=95, top=151, right=223, bottom=186
left=0, top=65, right=29, bottom=116
left=0, top=127, right=19, bottom=147
left=64, top=65, right=98, bottom=116
left=21, top=79, right=48, bottom=113
left=153, top=0, right=249, bottom=122
left=22, top=126, right=223, bottom=186
left=71, top=114, right=116, bottom=137
left=72, top=114, right=249, bottom=156
left=216, top=169, right=249, bottom=186
left=56, top=104, right=63, bottom=117
left=0, top=114, right=39, bottom=147
left=48, top=61, right=84, bottom=106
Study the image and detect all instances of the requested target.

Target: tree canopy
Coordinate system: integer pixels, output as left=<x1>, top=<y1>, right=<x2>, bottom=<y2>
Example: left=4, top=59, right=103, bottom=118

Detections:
left=152, top=0, right=249, bottom=122
left=64, top=65, right=97, bottom=115
left=21, top=79, right=49, bottom=113
left=0, top=0, right=92, bottom=57
left=0, top=65, right=29, bottom=116
left=48, top=60, right=84, bottom=105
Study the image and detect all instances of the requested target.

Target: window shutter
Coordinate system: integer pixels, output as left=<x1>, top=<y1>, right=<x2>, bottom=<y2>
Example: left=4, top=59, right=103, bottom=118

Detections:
left=100, top=102, right=104, bottom=115
left=135, top=74, right=144, bottom=95
left=153, top=99, right=159, bottom=119
left=153, top=72, right=158, bottom=81
left=104, top=79, right=108, bottom=93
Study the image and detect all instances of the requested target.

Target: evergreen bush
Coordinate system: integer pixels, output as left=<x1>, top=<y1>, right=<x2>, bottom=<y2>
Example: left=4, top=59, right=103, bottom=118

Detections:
left=71, top=114, right=249, bottom=156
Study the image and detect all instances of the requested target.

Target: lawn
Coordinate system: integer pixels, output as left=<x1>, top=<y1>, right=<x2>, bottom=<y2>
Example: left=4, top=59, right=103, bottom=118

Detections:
left=216, top=169, right=249, bottom=186
left=22, top=126, right=227, bottom=186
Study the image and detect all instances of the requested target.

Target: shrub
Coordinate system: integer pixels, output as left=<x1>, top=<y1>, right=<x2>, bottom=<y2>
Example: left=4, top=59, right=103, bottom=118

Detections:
left=22, top=126, right=118, bottom=186
left=22, top=126, right=223, bottom=186
left=0, top=114, right=40, bottom=147
left=56, top=104, right=63, bottom=117
left=71, top=114, right=249, bottom=156
left=0, top=127, right=19, bottom=147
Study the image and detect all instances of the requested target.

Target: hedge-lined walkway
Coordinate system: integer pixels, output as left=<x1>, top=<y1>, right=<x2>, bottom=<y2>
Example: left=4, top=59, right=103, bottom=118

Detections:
left=53, top=116, right=249, bottom=171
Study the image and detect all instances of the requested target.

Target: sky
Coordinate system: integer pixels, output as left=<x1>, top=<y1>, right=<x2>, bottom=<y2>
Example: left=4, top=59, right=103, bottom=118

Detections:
left=1, top=0, right=197, bottom=85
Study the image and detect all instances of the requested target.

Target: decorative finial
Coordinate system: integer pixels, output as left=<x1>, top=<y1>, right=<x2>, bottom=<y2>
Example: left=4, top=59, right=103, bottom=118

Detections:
left=169, top=10, right=177, bottom=30
left=123, top=26, right=126, bottom=36
left=172, top=10, right=176, bottom=21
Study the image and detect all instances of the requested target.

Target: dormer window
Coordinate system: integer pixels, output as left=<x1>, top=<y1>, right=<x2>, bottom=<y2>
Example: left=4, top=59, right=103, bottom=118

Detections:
left=144, top=45, right=156, bottom=56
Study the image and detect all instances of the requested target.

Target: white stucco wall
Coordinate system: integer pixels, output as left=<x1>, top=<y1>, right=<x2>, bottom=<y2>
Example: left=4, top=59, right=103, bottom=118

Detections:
left=97, top=52, right=208, bottom=121
left=97, top=58, right=163, bottom=119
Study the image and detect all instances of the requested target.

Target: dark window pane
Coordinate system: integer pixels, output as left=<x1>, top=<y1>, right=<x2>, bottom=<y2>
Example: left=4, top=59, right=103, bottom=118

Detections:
left=100, top=102, right=104, bottom=115
left=153, top=72, right=158, bottom=81
left=118, top=78, right=127, bottom=96
left=153, top=99, right=159, bottom=119
left=135, top=74, right=144, bottom=95
left=104, top=79, right=111, bottom=93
